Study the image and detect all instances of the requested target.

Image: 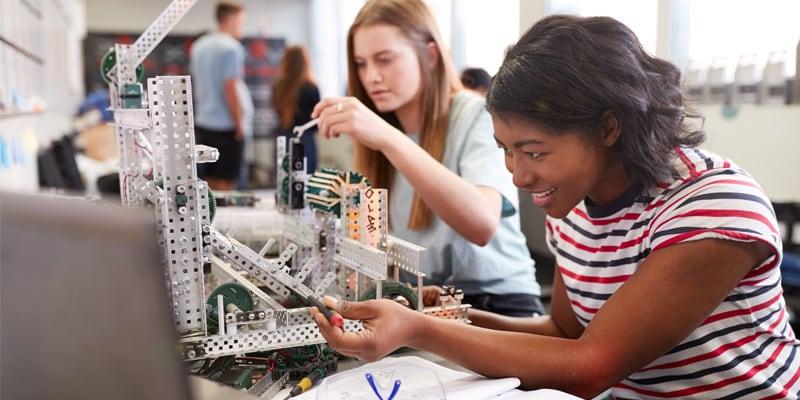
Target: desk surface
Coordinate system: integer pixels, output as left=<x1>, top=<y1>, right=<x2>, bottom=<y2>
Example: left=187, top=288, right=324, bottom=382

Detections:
left=191, top=348, right=471, bottom=400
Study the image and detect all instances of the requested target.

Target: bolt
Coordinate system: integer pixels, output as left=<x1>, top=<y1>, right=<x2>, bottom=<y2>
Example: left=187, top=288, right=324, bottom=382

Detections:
left=176, top=185, right=186, bottom=194
left=187, top=350, right=196, bottom=359
left=180, top=237, right=189, bottom=244
left=202, top=225, right=211, bottom=233
left=178, top=206, right=187, bottom=214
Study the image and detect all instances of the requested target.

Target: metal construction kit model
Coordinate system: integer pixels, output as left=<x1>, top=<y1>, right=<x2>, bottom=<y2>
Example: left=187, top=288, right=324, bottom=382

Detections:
left=105, top=0, right=469, bottom=365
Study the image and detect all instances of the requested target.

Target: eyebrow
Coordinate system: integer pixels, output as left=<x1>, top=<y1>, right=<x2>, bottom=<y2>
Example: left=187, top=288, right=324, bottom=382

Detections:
left=355, top=50, right=394, bottom=60
left=493, top=135, right=544, bottom=148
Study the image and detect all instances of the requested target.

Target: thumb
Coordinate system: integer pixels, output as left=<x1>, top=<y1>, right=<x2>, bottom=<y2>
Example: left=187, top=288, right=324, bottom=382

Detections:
left=324, top=296, right=377, bottom=320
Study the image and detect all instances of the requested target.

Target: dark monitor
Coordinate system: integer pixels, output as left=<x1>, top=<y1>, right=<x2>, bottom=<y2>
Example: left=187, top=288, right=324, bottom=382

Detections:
left=0, top=191, right=192, bottom=400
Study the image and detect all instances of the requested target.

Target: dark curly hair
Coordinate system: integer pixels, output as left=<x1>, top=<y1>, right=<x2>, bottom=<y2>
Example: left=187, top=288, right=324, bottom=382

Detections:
left=486, top=15, right=705, bottom=189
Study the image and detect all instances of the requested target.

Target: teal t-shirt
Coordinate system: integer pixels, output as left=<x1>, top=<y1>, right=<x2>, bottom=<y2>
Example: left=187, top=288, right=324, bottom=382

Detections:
left=189, top=32, right=250, bottom=131
left=390, top=92, right=540, bottom=296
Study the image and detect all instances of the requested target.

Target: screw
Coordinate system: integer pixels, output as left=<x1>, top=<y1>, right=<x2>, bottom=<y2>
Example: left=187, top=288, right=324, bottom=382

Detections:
left=176, top=185, right=186, bottom=193
left=178, top=206, right=187, bottom=214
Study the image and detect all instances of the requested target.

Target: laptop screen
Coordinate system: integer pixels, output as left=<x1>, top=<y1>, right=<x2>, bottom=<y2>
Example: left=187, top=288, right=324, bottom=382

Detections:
left=1, top=191, right=192, bottom=400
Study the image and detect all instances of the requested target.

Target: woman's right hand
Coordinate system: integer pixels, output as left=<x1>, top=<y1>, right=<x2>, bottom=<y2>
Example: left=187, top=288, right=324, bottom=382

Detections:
left=311, top=296, right=422, bottom=362
left=311, top=96, right=403, bottom=152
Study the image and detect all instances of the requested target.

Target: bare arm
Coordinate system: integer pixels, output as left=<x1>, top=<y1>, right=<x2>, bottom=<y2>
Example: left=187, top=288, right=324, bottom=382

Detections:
left=223, top=78, right=243, bottom=140
left=313, top=97, right=501, bottom=245
left=468, top=270, right=585, bottom=339
left=315, top=238, right=772, bottom=398
left=384, top=133, right=501, bottom=244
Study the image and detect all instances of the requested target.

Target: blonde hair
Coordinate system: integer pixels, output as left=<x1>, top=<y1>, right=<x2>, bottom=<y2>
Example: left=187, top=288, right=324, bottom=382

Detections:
left=272, top=46, right=315, bottom=130
left=347, top=0, right=461, bottom=230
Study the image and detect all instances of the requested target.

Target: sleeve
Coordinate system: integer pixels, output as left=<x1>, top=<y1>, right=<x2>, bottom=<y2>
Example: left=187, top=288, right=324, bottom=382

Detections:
left=220, top=45, right=245, bottom=81
left=457, top=102, right=519, bottom=211
left=648, top=170, right=783, bottom=274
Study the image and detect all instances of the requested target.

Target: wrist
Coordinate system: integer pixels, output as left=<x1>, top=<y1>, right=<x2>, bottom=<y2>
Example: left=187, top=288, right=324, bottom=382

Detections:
left=406, top=311, right=435, bottom=350
left=380, top=127, right=410, bottom=158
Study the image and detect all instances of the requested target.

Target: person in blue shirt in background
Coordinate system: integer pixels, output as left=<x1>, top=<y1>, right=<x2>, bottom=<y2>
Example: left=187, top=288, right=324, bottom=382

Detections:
left=190, top=2, right=253, bottom=190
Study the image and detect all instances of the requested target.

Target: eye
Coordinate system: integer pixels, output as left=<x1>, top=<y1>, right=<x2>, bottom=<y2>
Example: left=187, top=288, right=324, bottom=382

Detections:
left=376, top=57, right=393, bottom=65
left=524, top=152, right=543, bottom=160
left=354, top=60, right=366, bottom=69
left=497, top=145, right=512, bottom=155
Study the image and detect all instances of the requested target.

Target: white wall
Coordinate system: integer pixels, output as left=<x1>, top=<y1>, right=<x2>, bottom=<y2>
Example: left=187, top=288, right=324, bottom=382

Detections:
left=700, top=105, right=800, bottom=203
left=85, top=0, right=310, bottom=44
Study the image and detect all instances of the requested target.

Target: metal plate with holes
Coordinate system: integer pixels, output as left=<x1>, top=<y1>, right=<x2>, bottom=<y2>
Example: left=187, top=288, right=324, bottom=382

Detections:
left=149, top=76, right=207, bottom=333
left=334, top=237, right=388, bottom=280
left=185, top=318, right=363, bottom=360
left=359, top=188, right=388, bottom=250
left=282, top=213, right=314, bottom=247
left=387, top=235, right=426, bottom=276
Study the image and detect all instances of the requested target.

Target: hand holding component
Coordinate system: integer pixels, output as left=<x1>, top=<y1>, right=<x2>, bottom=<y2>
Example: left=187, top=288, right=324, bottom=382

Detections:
left=311, top=296, right=420, bottom=362
left=311, top=96, right=402, bottom=152
left=305, top=295, right=344, bottom=328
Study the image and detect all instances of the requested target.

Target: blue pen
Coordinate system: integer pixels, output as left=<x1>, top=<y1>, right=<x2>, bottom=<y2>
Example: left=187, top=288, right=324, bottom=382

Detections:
left=365, top=373, right=401, bottom=400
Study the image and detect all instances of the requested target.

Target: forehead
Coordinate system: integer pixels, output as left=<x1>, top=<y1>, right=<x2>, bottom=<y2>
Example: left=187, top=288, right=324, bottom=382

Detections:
left=353, top=24, right=409, bottom=57
left=491, top=115, right=552, bottom=144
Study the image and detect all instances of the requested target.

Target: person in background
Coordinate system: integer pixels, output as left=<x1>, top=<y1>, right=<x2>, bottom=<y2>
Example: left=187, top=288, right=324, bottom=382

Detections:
left=313, top=15, right=799, bottom=399
left=190, top=2, right=253, bottom=190
left=272, top=45, right=320, bottom=173
left=312, top=0, right=543, bottom=317
left=460, top=67, right=491, bottom=97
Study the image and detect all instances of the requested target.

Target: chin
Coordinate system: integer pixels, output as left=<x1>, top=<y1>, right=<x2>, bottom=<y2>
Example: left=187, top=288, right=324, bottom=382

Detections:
left=372, top=100, right=395, bottom=113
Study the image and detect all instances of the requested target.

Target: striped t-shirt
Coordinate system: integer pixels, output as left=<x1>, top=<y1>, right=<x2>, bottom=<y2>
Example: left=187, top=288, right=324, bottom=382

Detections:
left=546, top=148, right=799, bottom=399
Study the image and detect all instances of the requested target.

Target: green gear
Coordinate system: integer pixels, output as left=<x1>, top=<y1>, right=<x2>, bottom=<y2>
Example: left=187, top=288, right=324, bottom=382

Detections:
left=100, top=48, right=144, bottom=85
left=206, top=283, right=253, bottom=334
left=359, top=281, right=418, bottom=310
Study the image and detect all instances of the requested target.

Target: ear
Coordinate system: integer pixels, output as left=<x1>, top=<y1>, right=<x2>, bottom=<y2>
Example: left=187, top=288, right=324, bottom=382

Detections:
left=425, top=41, right=441, bottom=68
left=600, top=112, right=621, bottom=147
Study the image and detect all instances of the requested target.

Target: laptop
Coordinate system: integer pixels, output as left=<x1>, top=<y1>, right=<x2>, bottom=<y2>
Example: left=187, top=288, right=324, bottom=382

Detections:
left=1, top=191, right=192, bottom=400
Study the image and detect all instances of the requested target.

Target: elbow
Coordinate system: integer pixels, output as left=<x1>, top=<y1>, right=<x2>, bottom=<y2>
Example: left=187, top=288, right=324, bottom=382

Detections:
left=563, top=349, right=626, bottom=398
left=466, top=218, right=499, bottom=247
left=520, top=345, right=624, bottom=398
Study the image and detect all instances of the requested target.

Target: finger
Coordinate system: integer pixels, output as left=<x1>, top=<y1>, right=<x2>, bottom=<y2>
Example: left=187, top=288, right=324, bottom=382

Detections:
left=327, top=120, right=352, bottom=140
left=320, top=113, right=352, bottom=140
left=332, top=299, right=382, bottom=321
left=313, top=312, right=364, bottom=354
left=312, top=96, right=349, bottom=118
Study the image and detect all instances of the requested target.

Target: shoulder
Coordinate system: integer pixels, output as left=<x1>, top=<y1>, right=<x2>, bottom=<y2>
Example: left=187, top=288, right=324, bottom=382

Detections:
left=447, top=91, right=490, bottom=137
left=300, top=82, right=319, bottom=95
left=449, top=90, right=486, bottom=119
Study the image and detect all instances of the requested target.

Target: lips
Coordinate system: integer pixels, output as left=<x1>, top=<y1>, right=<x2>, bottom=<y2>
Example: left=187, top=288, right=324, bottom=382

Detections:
left=530, top=188, right=557, bottom=208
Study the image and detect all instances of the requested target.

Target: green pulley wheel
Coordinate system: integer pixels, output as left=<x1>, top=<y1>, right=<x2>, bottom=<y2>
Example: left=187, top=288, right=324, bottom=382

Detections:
left=206, top=283, right=253, bottom=334
left=359, top=281, right=418, bottom=310
left=100, top=48, right=145, bottom=84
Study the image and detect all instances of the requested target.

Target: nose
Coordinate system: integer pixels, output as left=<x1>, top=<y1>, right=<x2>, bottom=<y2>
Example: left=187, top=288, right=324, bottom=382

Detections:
left=509, top=156, right=536, bottom=190
left=365, top=63, right=382, bottom=84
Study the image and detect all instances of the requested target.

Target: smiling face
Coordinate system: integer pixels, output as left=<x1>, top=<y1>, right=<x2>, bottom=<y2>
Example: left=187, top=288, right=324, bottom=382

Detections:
left=492, top=115, right=630, bottom=219
left=352, top=24, right=423, bottom=114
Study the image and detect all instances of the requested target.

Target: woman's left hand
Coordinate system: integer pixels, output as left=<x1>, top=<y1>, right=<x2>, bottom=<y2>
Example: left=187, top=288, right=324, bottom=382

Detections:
left=311, top=96, right=402, bottom=152
left=311, top=296, right=422, bottom=362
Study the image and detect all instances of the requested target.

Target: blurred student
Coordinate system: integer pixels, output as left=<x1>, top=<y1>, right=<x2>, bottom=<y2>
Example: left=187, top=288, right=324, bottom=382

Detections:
left=460, top=67, right=491, bottom=97
left=272, top=46, right=320, bottom=173
left=190, top=2, right=253, bottom=190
